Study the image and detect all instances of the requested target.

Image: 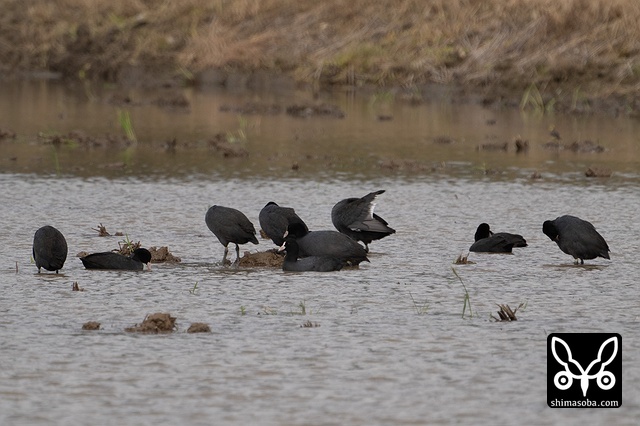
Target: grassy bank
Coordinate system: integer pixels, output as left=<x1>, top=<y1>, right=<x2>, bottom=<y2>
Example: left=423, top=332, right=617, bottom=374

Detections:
left=2, top=0, right=640, bottom=111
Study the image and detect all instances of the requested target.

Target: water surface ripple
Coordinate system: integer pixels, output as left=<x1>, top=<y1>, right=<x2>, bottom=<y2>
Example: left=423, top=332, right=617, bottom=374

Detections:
left=1, top=174, right=638, bottom=425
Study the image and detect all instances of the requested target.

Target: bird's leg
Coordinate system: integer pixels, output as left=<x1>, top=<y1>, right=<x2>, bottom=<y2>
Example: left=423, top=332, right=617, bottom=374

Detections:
left=222, top=245, right=229, bottom=265
left=234, top=243, right=241, bottom=264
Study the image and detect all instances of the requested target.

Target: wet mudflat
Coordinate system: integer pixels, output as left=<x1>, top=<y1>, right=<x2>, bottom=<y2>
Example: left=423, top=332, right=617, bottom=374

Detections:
left=1, top=81, right=639, bottom=425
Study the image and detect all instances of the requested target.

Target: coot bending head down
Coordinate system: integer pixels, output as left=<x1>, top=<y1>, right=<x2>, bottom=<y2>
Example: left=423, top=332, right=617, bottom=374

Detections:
left=259, top=201, right=308, bottom=246
left=205, top=205, right=259, bottom=264
left=278, top=236, right=344, bottom=272
left=33, top=225, right=68, bottom=273
left=542, top=215, right=610, bottom=264
left=80, top=248, right=152, bottom=271
left=286, top=222, right=369, bottom=266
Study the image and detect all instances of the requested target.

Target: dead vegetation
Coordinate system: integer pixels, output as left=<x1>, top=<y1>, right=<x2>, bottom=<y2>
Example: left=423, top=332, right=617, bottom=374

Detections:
left=125, top=313, right=176, bottom=333
left=92, top=223, right=111, bottom=236
left=491, top=303, right=524, bottom=322
left=1, top=1, right=640, bottom=111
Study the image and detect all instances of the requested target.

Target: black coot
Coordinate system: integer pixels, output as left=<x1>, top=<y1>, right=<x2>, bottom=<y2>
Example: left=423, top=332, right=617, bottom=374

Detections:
left=473, top=223, right=527, bottom=248
left=80, top=248, right=152, bottom=271
left=33, top=225, right=68, bottom=273
left=259, top=201, right=308, bottom=246
left=278, top=236, right=344, bottom=272
left=205, top=205, right=259, bottom=264
left=469, top=223, right=514, bottom=253
left=331, top=190, right=395, bottom=252
left=543, top=215, right=610, bottom=264
left=286, top=223, right=369, bottom=266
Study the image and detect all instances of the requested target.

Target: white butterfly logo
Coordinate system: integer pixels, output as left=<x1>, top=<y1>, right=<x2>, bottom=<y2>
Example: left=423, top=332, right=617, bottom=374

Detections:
left=551, top=336, right=618, bottom=397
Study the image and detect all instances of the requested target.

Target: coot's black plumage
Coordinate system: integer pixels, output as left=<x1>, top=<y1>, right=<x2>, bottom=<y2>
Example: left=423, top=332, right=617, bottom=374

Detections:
left=469, top=223, right=515, bottom=253
left=286, top=222, right=369, bottom=266
left=331, top=190, right=395, bottom=252
left=259, top=201, right=308, bottom=246
left=33, top=225, right=68, bottom=273
left=543, top=215, right=610, bottom=264
left=278, top=236, right=344, bottom=272
left=473, top=223, right=527, bottom=248
left=80, top=248, right=152, bottom=271
left=205, top=205, right=259, bottom=264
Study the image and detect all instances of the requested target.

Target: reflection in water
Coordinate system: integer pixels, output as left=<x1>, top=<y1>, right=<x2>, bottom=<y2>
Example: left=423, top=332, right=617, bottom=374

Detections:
left=1, top=81, right=639, bottom=425
left=1, top=80, right=639, bottom=183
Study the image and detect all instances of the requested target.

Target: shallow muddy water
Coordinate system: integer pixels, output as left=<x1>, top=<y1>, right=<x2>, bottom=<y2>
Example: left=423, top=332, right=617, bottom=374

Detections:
left=1, top=80, right=639, bottom=425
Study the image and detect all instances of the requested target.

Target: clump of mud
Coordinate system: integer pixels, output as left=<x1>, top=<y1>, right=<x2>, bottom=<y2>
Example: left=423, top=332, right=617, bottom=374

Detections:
left=477, top=142, right=508, bottom=151
left=82, top=321, right=101, bottom=330
left=187, top=323, right=211, bottom=333
left=208, top=133, right=249, bottom=157
left=286, top=103, right=345, bottom=118
left=585, top=167, right=612, bottom=177
left=125, top=313, right=176, bottom=333
left=0, top=128, right=16, bottom=140
left=149, top=246, right=181, bottom=263
left=220, top=102, right=282, bottom=115
left=378, top=159, right=439, bottom=173
left=543, top=139, right=605, bottom=153
left=237, top=249, right=284, bottom=268
left=38, top=130, right=133, bottom=149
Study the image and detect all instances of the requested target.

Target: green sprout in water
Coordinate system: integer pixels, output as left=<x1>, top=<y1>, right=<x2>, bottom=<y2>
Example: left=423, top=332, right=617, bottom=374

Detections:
left=520, top=83, right=556, bottom=115
left=240, top=306, right=246, bottom=316
left=451, top=266, right=473, bottom=319
left=226, top=116, right=248, bottom=144
left=409, top=291, right=429, bottom=315
left=189, top=282, right=199, bottom=295
left=117, top=109, right=137, bottom=143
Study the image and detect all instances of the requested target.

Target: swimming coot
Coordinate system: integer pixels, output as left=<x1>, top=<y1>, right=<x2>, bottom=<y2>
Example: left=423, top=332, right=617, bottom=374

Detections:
left=286, top=222, right=369, bottom=266
left=331, top=190, right=395, bottom=252
left=259, top=201, right=308, bottom=246
left=542, top=215, right=610, bottom=264
left=469, top=223, right=514, bottom=253
left=33, top=225, right=68, bottom=273
left=473, top=223, right=527, bottom=248
left=205, top=205, right=259, bottom=264
left=278, top=236, right=344, bottom=272
left=80, top=248, right=152, bottom=271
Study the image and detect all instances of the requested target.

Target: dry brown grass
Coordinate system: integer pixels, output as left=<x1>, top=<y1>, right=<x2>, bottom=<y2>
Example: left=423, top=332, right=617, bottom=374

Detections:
left=2, top=0, right=640, bottom=100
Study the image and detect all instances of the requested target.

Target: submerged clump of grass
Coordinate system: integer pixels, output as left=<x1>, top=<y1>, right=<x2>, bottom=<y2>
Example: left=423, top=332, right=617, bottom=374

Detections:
left=117, top=235, right=141, bottom=255
left=301, top=320, right=320, bottom=328
left=92, top=223, right=110, bottom=236
left=453, top=253, right=475, bottom=264
left=491, top=303, right=525, bottom=322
